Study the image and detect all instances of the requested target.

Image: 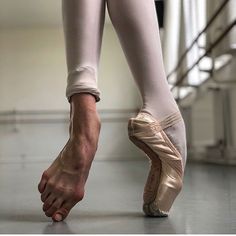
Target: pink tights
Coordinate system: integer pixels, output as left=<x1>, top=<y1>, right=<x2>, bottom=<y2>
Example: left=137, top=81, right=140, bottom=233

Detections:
left=62, top=0, right=187, bottom=167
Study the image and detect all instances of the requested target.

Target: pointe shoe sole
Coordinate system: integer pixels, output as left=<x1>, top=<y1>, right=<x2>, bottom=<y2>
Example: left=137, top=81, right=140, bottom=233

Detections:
left=128, top=135, right=168, bottom=217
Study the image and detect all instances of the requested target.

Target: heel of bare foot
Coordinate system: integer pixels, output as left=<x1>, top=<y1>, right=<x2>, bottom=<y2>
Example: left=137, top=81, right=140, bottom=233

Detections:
left=38, top=93, right=101, bottom=222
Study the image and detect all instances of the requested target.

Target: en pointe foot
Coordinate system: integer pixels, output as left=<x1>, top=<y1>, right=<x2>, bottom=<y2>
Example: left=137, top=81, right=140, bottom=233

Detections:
left=128, top=110, right=185, bottom=216
left=38, top=112, right=101, bottom=222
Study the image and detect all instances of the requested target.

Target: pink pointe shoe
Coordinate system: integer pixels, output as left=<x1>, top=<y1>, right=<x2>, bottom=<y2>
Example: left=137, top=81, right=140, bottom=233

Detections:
left=128, top=110, right=184, bottom=217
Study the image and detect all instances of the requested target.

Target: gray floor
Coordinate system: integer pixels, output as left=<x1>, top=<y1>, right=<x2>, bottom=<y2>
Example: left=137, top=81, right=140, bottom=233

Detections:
left=0, top=160, right=235, bottom=234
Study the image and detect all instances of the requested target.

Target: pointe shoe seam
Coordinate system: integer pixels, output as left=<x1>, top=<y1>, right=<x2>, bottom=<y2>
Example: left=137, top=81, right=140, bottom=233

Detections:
left=160, top=131, right=181, bottom=159
left=160, top=130, right=183, bottom=177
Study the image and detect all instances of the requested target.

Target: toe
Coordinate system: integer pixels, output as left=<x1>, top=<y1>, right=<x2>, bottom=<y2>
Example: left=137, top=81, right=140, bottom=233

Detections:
left=38, top=171, right=49, bottom=193
left=43, top=195, right=56, bottom=212
left=41, top=179, right=54, bottom=202
left=45, top=198, right=64, bottom=217
left=53, top=213, right=63, bottom=222
left=41, top=189, right=51, bottom=202
left=52, top=201, right=76, bottom=222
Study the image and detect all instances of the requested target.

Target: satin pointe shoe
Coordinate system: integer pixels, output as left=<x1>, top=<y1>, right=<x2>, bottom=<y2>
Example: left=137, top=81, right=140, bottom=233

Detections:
left=128, top=110, right=184, bottom=216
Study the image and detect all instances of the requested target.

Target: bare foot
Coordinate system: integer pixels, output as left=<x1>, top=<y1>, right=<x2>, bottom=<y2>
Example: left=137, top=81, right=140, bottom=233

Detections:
left=38, top=94, right=101, bottom=222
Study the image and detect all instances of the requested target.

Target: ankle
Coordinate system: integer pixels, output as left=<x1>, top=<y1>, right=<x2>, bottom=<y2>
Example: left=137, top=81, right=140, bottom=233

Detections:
left=70, top=93, right=97, bottom=113
left=70, top=115, right=101, bottom=139
left=70, top=117, right=101, bottom=142
left=69, top=93, right=101, bottom=134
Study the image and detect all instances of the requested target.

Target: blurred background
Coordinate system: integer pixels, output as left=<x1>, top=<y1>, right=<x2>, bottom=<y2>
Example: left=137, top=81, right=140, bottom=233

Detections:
left=0, top=0, right=236, bottom=233
left=0, top=0, right=236, bottom=165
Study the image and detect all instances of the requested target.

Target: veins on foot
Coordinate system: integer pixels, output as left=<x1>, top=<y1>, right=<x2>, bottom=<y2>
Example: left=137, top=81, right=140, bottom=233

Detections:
left=38, top=111, right=101, bottom=222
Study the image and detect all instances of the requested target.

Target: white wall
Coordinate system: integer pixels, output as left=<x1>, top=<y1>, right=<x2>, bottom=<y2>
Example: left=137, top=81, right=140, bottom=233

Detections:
left=0, top=23, right=144, bottom=162
left=0, top=25, right=141, bottom=111
left=180, top=57, right=236, bottom=164
left=191, top=91, right=215, bottom=147
left=0, top=28, right=68, bottom=111
left=229, top=90, right=236, bottom=146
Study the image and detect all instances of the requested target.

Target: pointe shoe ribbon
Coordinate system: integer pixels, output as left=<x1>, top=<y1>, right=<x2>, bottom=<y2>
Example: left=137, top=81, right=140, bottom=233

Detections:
left=128, top=110, right=184, bottom=216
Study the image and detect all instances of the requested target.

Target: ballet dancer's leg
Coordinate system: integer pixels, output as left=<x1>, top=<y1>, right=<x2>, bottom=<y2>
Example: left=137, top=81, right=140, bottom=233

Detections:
left=38, top=0, right=106, bottom=221
left=107, top=0, right=187, bottom=215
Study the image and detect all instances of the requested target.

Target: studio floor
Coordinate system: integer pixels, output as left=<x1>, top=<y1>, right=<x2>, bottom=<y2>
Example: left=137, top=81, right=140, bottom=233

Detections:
left=0, top=160, right=235, bottom=234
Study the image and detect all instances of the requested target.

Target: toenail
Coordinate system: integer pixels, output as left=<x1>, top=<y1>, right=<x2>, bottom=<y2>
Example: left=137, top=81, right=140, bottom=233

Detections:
left=54, top=214, right=62, bottom=222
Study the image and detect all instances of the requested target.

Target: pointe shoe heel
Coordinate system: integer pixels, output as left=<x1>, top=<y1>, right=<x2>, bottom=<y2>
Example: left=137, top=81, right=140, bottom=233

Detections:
left=127, top=111, right=184, bottom=216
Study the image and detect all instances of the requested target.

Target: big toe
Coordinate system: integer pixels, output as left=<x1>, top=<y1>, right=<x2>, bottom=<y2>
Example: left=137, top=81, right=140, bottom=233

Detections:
left=53, top=213, right=63, bottom=222
left=52, top=202, right=75, bottom=222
